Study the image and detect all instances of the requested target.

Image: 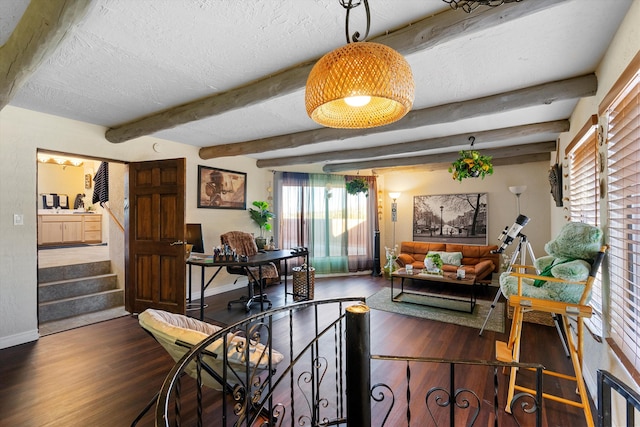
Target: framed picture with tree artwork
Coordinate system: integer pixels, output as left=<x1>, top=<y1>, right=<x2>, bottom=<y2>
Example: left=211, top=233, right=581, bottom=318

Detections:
left=413, top=193, right=488, bottom=245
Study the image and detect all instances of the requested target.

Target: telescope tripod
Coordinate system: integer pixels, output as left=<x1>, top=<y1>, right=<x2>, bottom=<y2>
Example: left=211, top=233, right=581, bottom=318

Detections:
left=479, top=233, right=533, bottom=335
left=478, top=235, right=570, bottom=357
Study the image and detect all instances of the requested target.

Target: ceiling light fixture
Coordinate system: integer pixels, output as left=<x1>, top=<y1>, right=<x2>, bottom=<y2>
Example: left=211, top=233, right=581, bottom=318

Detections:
left=38, top=155, right=84, bottom=167
left=305, top=0, right=414, bottom=129
left=442, top=0, right=522, bottom=13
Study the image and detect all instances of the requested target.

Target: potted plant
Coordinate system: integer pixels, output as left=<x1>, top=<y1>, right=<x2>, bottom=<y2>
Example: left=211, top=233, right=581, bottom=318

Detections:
left=424, top=253, right=444, bottom=275
left=383, top=245, right=399, bottom=279
left=345, top=177, right=369, bottom=196
left=249, top=201, right=275, bottom=249
left=449, top=150, right=494, bottom=181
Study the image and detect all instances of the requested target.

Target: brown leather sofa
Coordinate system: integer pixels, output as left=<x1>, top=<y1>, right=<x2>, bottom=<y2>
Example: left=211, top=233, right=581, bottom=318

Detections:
left=396, top=242, right=500, bottom=283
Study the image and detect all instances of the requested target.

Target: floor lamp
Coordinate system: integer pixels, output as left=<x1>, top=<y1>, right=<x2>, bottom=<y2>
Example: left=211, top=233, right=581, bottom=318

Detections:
left=389, top=192, right=400, bottom=245
left=509, top=185, right=527, bottom=215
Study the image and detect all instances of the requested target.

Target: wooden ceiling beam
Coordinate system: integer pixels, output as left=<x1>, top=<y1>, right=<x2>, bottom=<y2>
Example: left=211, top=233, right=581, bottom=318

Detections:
left=322, top=141, right=556, bottom=173
left=256, top=120, right=569, bottom=168
left=372, top=153, right=551, bottom=174
left=0, top=0, right=93, bottom=111
left=105, top=0, right=567, bottom=144
left=200, top=73, right=594, bottom=160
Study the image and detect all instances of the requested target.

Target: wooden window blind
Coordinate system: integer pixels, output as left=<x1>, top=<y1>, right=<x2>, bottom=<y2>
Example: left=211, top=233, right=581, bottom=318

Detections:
left=566, top=115, right=601, bottom=335
left=604, top=67, right=640, bottom=376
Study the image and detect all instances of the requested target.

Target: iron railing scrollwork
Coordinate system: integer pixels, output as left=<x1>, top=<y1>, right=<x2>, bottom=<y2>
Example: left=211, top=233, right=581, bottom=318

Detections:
left=369, top=355, right=543, bottom=427
left=153, top=297, right=547, bottom=426
left=155, top=298, right=361, bottom=426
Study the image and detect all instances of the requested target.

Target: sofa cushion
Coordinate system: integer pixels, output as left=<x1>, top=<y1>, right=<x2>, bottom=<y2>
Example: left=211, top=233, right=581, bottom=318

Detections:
left=471, top=260, right=496, bottom=281
left=397, top=241, right=500, bottom=281
left=446, top=244, right=500, bottom=273
left=400, top=241, right=446, bottom=258
left=427, top=251, right=463, bottom=266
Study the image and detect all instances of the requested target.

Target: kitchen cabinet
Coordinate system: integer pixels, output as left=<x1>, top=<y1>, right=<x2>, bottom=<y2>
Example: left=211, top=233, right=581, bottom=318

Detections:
left=38, top=213, right=102, bottom=245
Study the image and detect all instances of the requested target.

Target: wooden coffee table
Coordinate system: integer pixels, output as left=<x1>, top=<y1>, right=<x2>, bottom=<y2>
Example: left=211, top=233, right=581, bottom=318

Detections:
left=390, top=268, right=477, bottom=313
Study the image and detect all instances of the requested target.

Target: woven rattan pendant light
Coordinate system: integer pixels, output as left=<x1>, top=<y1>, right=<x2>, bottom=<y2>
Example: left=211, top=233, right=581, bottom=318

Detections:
left=305, top=0, right=414, bottom=129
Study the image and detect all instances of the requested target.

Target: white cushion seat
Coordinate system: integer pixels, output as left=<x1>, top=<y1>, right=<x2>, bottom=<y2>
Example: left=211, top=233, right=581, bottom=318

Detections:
left=139, top=309, right=284, bottom=390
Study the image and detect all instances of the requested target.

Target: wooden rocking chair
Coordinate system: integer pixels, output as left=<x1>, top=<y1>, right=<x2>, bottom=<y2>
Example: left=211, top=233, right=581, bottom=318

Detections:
left=496, top=245, right=608, bottom=427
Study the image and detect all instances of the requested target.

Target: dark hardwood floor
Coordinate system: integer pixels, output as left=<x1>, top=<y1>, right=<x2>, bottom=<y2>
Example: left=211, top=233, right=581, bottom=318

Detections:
left=0, top=274, right=592, bottom=426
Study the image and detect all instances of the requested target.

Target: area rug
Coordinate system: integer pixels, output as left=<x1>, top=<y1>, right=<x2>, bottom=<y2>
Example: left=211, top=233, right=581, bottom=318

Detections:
left=366, top=287, right=504, bottom=333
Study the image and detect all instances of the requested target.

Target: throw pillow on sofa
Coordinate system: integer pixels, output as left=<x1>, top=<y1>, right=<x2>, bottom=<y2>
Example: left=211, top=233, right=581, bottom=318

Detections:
left=426, top=251, right=463, bottom=266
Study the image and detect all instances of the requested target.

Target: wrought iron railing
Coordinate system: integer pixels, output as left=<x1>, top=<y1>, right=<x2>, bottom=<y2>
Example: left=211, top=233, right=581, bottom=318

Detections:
left=597, top=370, right=640, bottom=427
left=152, top=298, right=544, bottom=426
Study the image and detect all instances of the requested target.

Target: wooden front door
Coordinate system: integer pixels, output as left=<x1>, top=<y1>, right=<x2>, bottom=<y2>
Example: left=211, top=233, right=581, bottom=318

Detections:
left=125, top=158, right=186, bottom=314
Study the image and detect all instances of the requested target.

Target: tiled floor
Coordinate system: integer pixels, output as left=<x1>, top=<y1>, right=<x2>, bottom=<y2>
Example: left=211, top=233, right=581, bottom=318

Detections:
left=37, top=244, right=128, bottom=336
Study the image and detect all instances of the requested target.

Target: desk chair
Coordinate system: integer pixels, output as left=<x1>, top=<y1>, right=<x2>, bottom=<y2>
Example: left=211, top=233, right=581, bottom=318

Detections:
left=220, top=231, right=279, bottom=311
left=132, top=308, right=284, bottom=426
left=496, top=233, right=607, bottom=427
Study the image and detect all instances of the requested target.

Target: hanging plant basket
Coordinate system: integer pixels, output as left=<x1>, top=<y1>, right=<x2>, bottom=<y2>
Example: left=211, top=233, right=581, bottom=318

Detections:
left=449, top=150, right=494, bottom=181
left=346, top=177, right=369, bottom=196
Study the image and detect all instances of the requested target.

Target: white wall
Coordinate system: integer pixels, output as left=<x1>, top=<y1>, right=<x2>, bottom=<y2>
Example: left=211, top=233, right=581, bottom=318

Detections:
left=381, top=162, right=551, bottom=258
left=37, top=162, right=85, bottom=209
left=0, top=106, right=273, bottom=348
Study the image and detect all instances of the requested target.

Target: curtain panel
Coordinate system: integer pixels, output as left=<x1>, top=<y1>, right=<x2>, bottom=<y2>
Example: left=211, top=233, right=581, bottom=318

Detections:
left=274, top=172, right=377, bottom=274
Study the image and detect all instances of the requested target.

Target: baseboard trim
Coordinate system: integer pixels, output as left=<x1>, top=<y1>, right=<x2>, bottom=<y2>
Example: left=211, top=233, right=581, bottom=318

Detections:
left=0, top=328, right=39, bottom=350
left=189, top=281, right=246, bottom=301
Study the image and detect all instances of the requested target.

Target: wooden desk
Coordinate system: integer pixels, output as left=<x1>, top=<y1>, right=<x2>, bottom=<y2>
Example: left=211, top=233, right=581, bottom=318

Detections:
left=187, top=248, right=309, bottom=319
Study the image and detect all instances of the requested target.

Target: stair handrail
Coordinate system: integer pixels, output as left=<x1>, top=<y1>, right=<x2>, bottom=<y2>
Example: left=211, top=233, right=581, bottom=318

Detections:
left=597, top=370, right=640, bottom=427
left=100, top=201, right=124, bottom=232
left=155, top=297, right=362, bottom=426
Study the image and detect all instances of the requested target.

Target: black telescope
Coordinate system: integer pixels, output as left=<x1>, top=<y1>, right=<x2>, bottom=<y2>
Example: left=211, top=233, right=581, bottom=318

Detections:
left=492, top=214, right=530, bottom=254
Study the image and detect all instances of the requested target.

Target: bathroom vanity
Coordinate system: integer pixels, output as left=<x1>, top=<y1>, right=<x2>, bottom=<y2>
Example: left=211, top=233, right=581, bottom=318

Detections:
left=37, top=212, right=102, bottom=245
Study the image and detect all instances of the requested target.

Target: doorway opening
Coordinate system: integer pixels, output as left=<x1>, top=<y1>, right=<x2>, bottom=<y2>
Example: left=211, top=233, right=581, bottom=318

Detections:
left=36, top=150, right=127, bottom=335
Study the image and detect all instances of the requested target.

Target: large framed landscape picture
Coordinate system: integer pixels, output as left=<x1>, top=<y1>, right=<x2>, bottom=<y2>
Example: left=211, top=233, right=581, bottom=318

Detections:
left=197, top=165, right=247, bottom=209
left=413, top=193, right=488, bottom=245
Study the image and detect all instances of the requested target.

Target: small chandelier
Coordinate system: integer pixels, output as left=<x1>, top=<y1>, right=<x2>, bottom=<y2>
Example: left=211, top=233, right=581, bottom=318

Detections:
left=442, top=0, right=522, bottom=13
left=305, top=0, right=414, bottom=129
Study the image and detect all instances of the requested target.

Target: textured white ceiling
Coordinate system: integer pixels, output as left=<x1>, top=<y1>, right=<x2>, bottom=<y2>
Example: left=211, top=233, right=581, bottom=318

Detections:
left=1, top=0, right=634, bottom=171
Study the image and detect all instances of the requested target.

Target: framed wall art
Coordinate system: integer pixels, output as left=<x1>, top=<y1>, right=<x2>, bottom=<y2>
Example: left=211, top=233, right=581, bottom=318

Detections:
left=413, top=193, right=488, bottom=245
left=197, top=165, right=247, bottom=209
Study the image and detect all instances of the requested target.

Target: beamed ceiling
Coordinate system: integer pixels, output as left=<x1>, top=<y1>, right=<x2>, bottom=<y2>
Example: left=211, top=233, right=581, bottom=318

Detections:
left=0, top=0, right=634, bottom=174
